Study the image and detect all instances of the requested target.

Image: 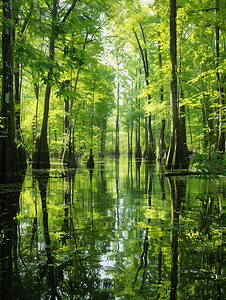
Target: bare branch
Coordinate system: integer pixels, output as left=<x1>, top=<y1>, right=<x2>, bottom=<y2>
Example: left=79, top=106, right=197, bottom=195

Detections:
left=133, top=27, right=148, bottom=82
left=61, top=0, right=79, bottom=23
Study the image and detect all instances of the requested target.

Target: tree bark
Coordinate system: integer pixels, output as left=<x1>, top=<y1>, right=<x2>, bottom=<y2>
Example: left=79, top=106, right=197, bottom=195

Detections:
left=13, top=0, right=27, bottom=172
left=33, top=0, right=58, bottom=169
left=0, top=0, right=22, bottom=183
left=157, top=34, right=166, bottom=161
left=62, top=80, right=70, bottom=164
left=135, top=68, right=142, bottom=159
left=115, top=72, right=120, bottom=157
left=165, top=0, right=189, bottom=170
left=200, top=63, right=211, bottom=155
left=99, top=113, right=106, bottom=157
left=133, top=25, right=155, bottom=162
left=216, top=0, right=225, bottom=154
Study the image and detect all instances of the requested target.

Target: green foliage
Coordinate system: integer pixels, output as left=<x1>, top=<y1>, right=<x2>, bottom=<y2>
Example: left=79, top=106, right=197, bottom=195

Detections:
left=4, top=0, right=226, bottom=163
left=192, top=152, right=226, bottom=178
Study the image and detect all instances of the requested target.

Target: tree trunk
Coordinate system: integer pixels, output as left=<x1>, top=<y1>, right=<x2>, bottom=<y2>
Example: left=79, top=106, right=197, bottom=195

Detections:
left=0, top=0, right=22, bottom=183
left=180, top=104, right=188, bottom=148
left=13, top=1, right=27, bottom=172
left=33, top=0, right=79, bottom=169
left=133, top=25, right=155, bottom=162
left=64, top=81, right=70, bottom=138
left=216, top=0, right=225, bottom=154
left=99, top=114, right=106, bottom=158
left=187, top=106, right=193, bottom=147
left=115, top=74, right=120, bottom=157
left=145, top=110, right=155, bottom=162
left=130, top=120, right=133, bottom=156
left=135, top=68, right=142, bottom=159
left=128, top=125, right=131, bottom=157
left=200, top=63, right=211, bottom=155
left=14, top=62, right=27, bottom=172
left=33, top=0, right=58, bottom=169
left=87, top=148, right=94, bottom=169
left=165, top=0, right=189, bottom=170
left=62, top=80, right=71, bottom=164
left=135, top=125, right=142, bottom=159
left=158, top=118, right=166, bottom=161
left=157, top=35, right=166, bottom=161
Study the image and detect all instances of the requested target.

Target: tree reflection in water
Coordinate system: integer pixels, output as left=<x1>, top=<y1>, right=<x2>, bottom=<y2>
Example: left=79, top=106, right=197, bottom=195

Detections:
left=0, top=180, right=24, bottom=299
left=168, top=177, right=186, bottom=300
left=1, top=157, right=226, bottom=299
left=36, top=171, right=61, bottom=299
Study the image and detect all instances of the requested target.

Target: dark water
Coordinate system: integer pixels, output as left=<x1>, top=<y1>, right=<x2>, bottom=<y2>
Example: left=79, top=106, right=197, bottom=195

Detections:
left=1, top=156, right=226, bottom=299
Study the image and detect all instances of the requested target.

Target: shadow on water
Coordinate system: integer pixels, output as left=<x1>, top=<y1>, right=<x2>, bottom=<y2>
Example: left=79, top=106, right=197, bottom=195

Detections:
left=157, top=161, right=166, bottom=201
left=145, top=161, right=155, bottom=206
left=168, top=177, right=187, bottom=300
left=0, top=176, right=25, bottom=300
left=131, top=160, right=152, bottom=293
left=34, top=165, right=80, bottom=299
left=135, top=159, right=142, bottom=193
left=34, top=171, right=63, bottom=299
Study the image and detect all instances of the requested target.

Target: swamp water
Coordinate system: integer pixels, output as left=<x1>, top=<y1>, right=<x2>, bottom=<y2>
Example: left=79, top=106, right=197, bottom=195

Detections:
left=0, top=156, right=226, bottom=299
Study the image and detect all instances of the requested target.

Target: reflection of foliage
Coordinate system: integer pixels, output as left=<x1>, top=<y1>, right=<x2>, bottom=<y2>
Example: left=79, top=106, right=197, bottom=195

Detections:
left=4, top=159, right=226, bottom=299
left=11, top=164, right=117, bottom=299
left=176, top=190, right=226, bottom=300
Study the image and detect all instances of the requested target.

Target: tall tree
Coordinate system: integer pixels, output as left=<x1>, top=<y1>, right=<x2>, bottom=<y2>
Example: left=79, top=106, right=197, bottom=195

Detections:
left=14, top=0, right=30, bottom=172
left=0, top=0, right=22, bottom=183
left=216, top=0, right=225, bottom=154
left=133, top=24, right=155, bottom=162
left=33, top=0, right=79, bottom=169
left=134, top=67, right=142, bottom=159
left=157, top=31, right=166, bottom=162
left=165, top=0, right=189, bottom=170
left=115, top=55, right=120, bottom=157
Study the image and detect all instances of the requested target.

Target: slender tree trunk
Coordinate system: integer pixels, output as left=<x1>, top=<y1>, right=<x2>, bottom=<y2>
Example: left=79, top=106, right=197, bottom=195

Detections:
left=87, top=69, right=97, bottom=169
left=62, top=80, right=70, bottom=164
left=128, top=125, right=131, bottom=157
left=14, top=63, right=27, bottom=171
left=216, top=0, right=225, bottom=154
left=200, top=63, right=211, bottom=155
left=33, top=0, right=79, bottom=169
left=63, top=80, right=70, bottom=137
left=14, top=0, right=27, bottom=171
left=135, top=68, right=142, bottom=159
left=99, top=114, right=106, bottom=157
left=157, top=34, right=166, bottom=161
left=115, top=73, right=120, bottom=156
left=133, top=25, right=155, bottom=162
left=34, top=82, right=39, bottom=142
left=69, top=32, right=88, bottom=158
left=33, top=0, right=58, bottom=169
left=187, top=106, right=193, bottom=147
left=130, top=120, right=133, bottom=156
left=158, top=118, right=166, bottom=160
left=165, top=0, right=189, bottom=170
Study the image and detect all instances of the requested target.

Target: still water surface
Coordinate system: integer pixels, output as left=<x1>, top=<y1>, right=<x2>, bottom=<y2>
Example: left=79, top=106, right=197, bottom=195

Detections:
left=1, top=156, right=226, bottom=299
